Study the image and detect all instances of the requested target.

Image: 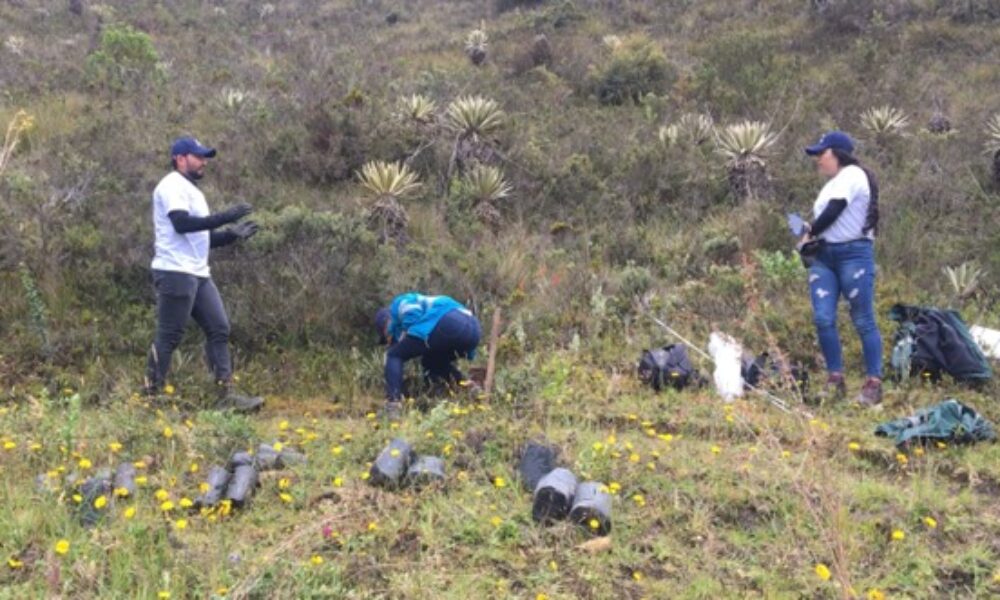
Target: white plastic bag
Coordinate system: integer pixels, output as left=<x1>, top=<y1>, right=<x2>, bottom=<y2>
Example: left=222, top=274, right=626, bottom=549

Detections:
left=708, top=332, right=743, bottom=402
left=971, top=325, right=1000, bottom=360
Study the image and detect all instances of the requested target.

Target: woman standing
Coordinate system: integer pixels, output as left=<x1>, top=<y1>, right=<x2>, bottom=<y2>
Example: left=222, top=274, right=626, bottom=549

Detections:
left=800, top=131, right=883, bottom=406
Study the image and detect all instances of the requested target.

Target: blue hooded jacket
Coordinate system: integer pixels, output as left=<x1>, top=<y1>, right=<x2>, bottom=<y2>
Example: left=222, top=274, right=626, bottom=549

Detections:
left=388, top=292, right=470, bottom=345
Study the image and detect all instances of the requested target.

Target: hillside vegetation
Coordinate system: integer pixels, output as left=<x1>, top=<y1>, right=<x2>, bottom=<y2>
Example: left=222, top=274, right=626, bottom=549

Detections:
left=3, top=1, right=1000, bottom=598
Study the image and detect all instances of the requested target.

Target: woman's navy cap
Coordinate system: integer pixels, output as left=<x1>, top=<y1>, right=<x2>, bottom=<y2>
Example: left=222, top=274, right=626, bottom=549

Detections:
left=171, top=136, right=217, bottom=158
left=805, top=130, right=854, bottom=156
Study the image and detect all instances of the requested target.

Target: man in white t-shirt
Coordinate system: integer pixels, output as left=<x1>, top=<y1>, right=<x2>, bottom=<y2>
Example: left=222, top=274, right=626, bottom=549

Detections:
left=144, top=136, right=263, bottom=412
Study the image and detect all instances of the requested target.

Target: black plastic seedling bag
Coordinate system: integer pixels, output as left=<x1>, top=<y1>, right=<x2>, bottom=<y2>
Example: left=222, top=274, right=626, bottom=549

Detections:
left=532, top=468, right=577, bottom=524
left=226, top=464, right=258, bottom=507
left=78, top=471, right=112, bottom=528
left=113, top=463, right=137, bottom=498
left=406, top=455, right=446, bottom=486
left=369, top=438, right=415, bottom=488
left=569, top=481, right=612, bottom=535
left=196, top=465, right=232, bottom=508
left=518, top=442, right=557, bottom=492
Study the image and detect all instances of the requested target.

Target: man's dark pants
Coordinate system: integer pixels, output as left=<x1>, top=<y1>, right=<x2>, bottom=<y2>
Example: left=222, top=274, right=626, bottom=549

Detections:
left=145, top=269, right=232, bottom=391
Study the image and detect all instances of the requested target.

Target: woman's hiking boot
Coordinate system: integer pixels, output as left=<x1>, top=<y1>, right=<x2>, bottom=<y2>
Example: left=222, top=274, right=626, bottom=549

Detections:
left=810, top=373, right=846, bottom=405
left=856, top=377, right=883, bottom=407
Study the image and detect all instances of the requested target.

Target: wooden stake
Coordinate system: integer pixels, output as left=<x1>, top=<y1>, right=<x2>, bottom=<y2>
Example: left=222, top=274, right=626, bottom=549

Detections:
left=483, top=308, right=502, bottom=400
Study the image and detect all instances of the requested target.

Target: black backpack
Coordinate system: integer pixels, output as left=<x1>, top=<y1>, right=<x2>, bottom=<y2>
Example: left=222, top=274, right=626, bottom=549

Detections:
left=888, top=304, right=992, bottom=384
left=638, top=344, right=697, bottom=391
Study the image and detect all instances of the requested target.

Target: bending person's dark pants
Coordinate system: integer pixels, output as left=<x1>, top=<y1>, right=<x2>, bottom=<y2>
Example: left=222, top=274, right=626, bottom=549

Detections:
left=145, top=269, right=232, bottom=391
left=385, top=309, right=481, bottom=402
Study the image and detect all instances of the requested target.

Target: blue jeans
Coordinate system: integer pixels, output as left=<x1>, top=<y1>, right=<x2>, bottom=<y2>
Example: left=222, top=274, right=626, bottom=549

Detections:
left=384, top=309, right=481, bottom=401
left=808, top=240, right=883, bottom=378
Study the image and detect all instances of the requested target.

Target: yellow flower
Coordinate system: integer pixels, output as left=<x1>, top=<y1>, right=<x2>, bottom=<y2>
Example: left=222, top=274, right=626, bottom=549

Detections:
left=390, top=449, right=400, bottom=458
left=896, top=453, right=908, bottom=465
left=711, top=446, right=722, bottom=455
left=332, top=476, right=343, bottom=487
left=199, top=482, right=211, bottom=494
left=331, top=445, right=343, bottom=456
left=279, top=420, right=289, bottom=431
left=367, top=521, right=378, bottom=532
left=588, top=518, right=600, bottom=530
left=310, top=554, right=324, bottom=565
left=29, top=442, right=42, bottom=451
left=848, top=442, right=861, bottom=452
left=490, top=516, right=503, bottom=528
left=609, top=482, right=621, bottom=494
left=219, top=500, right=232, bottom=516
left=123, top=506, right=136, bottom=520
left=606, top=434, right=617, bottom=444
left=155, top=489, right=170, bottom=502
left=163, top=384, right=175, bottom=395
left=365, top=412, right=376, bottom=420
left=78, top=458, right=92, bottom=469
left=913, top=447, right=925, bottom=457
left=494, top=476, right=506, bottom=489
left=632, top=571, right=643, bottom=581
left=548, top=560, right=558, bottom=571
left=592, top=441, right=604, bottom=452
left=179, top=498, right=193, bottom=509
left=936, top=441, right=947, bottom=449
left=442, top=443, right=453, bottom=456
left=891, top=529, right=905, bottom=541
left=54, top=539, right=70, bottom=555
left=8, top=556, right=24, bottom=568
left=781, top=450, right=792, bottom=459
left=814, top=563, right=831, bottom=581
left=173, top=519, right=188, bottom=530
left=536, top=594, right=549, bottom=600
left=628, top=453, right=640, bottom=463
left=133, top=460, right=147, bottom=469
left=924, top=516, right=938, bottom=529
left=135, top=476, right=148, bottom=486
left=72, top=494, right=83, bottom=504
left=189, top=463, right=199, bottom=474
left=162, top=426, right=173, bottom=439
left=113, top=487, right=130, bottom=498
left=658, top=433, right=674, bottom=442
left=627, top=413, right=638, bottom=421
left=278, top=478, right=291, bottom=490
left=724, top=414, right=735, bottom=423
left=279, top=493, right=293, bottom=503
left=160, top=500, right=175, bottom=512
left=273, top=442, right=284, bottom=452
left=632, top=494, right=646, bottom=507
left=216, top=588, right=229, bottom=596
left=109, top=441, right=123, bottom=453
left=867, top=589, right=886, bottom=600
left=341, top=433, right=353, bottom=441
left=360, top=472, right=371, bottom=481
left=93, top=495, right=107, bottom=509
left=158, top=591, right=171, bottom=599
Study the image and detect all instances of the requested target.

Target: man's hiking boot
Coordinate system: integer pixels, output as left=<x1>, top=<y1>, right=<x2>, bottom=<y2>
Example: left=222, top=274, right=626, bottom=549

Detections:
left=380, top=401, right=403, bottom=421
left=809, top=373, right=846, bottom=405
left=216, top=384, right=264, bottom=413
left=856, top=378, right=883, bottom=407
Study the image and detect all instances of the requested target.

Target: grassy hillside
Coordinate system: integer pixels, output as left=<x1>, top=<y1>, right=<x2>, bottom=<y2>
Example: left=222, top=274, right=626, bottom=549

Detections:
left=3, top=0, right=1000, bottom=597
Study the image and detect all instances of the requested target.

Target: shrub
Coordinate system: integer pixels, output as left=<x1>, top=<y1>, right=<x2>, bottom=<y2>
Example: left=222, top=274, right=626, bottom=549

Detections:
left=589, top=34, right=675, bottom=106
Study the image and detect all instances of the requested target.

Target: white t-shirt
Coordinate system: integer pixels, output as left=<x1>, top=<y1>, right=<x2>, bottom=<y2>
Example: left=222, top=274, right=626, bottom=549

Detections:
left=151, top=171, right=211, bottom=277
left=812, top=164, right=873, bottom=243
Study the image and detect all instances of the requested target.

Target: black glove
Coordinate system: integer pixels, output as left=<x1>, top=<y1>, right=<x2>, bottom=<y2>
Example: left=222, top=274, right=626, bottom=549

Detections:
left=231, top=220, right=259, bottom=240
left=218, top=202, right=254, bottom=225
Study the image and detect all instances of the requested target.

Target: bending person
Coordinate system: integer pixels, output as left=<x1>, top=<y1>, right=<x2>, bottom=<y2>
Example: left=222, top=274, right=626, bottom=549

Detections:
left=144, top=136, right=263, bottom=412
left=376, top=292, right=481, bottom=416
left=800, top=130, right=883, bottom=406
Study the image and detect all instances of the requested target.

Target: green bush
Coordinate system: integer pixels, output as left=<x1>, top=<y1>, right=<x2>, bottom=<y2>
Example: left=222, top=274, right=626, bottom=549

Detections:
left=589, top=35, right=675, bottom=106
